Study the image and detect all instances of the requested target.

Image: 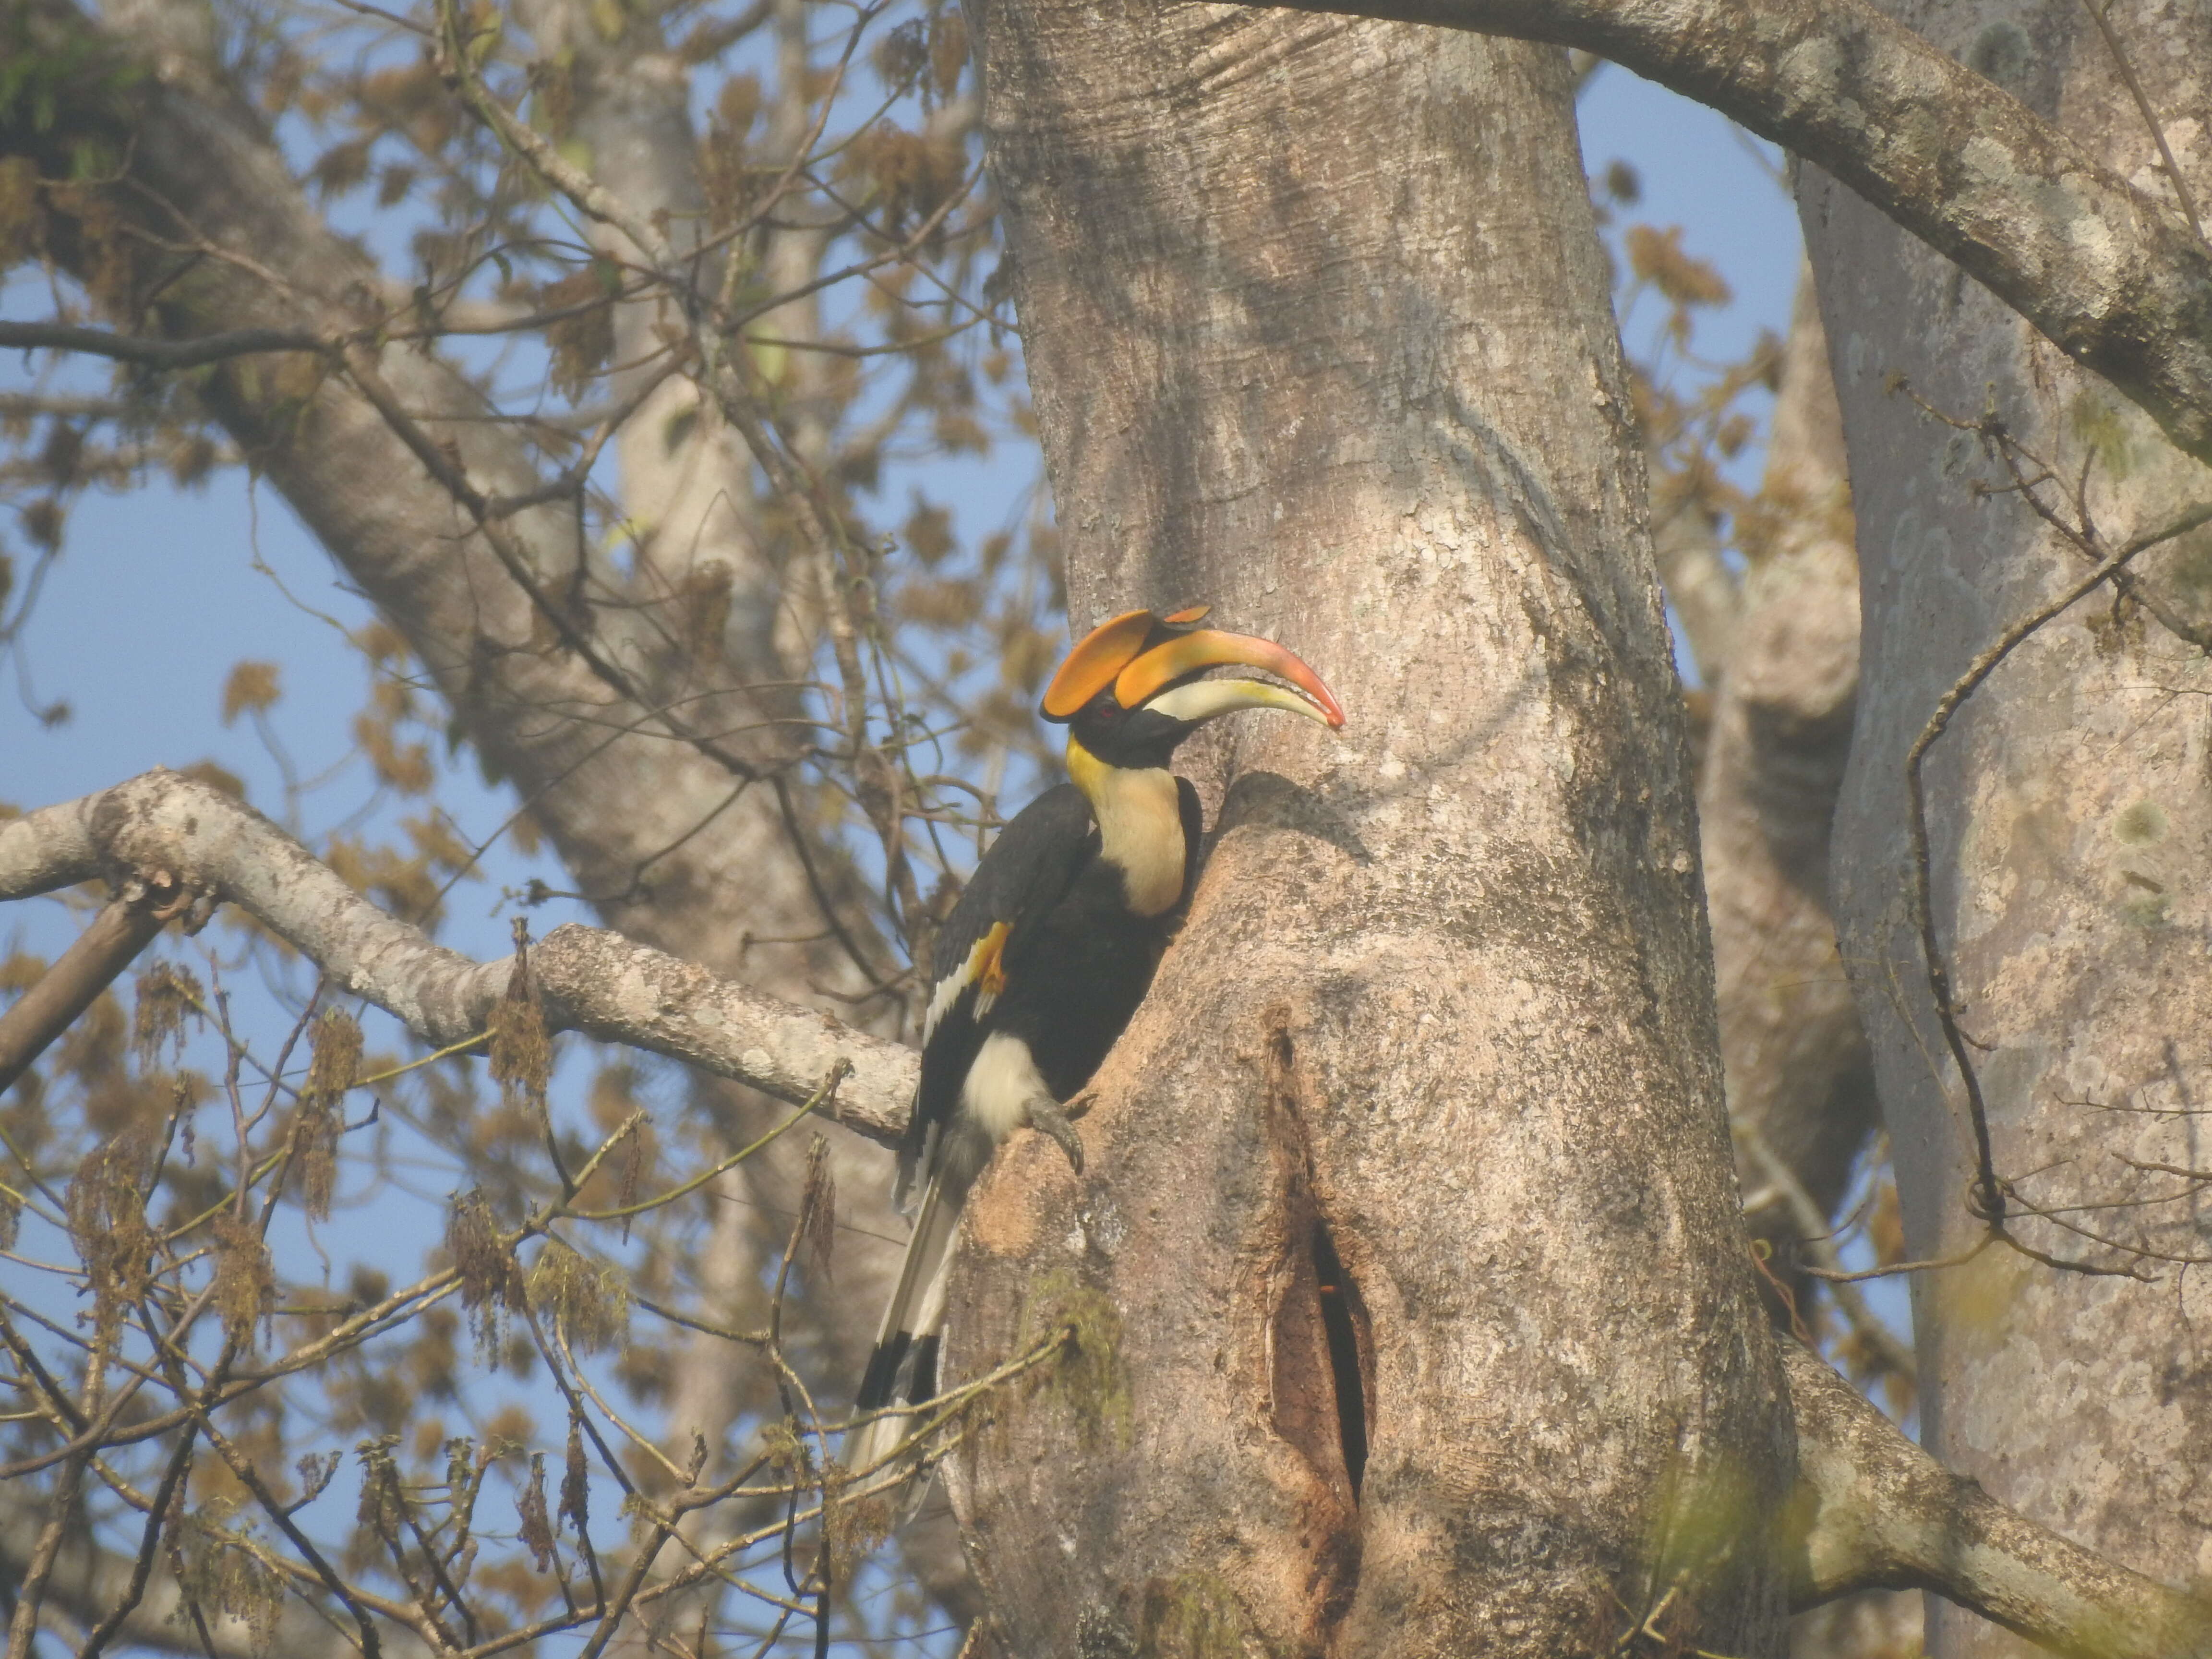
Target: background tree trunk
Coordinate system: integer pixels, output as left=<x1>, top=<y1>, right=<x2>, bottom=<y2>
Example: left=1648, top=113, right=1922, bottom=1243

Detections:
left=1694, top=272, right=1923, bottom=1658
left=1701, top=271, right=1881, bottom=1317
left=490, top=0, right=981, bottom=1617
left=1805, top=0, right=2212, bottom=1650
left=936, top=8, right=1794, bottom=1654
left=3, top=0, right=968, bottom=1628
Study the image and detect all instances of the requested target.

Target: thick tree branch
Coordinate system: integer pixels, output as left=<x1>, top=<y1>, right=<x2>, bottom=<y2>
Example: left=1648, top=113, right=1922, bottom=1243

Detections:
left=1262, top=0, right=2212, bottom=472
left=0, top=883, right=177, bottom=1093
left=1783, top=1343, right=2212, bottom=1657
left=0, top=771, right=916, bottom=1144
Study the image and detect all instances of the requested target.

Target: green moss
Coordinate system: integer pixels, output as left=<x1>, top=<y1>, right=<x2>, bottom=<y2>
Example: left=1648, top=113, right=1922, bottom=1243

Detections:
left=2069, top=389, right=2137, bottom=484
left=2113, top=799, right=2168, bottom=845
left=2119, top=877, right=2171, bottom=929
left=2162, top=525, right=2212, bottom=601
left=1139, top=1573, right=1251, bottom=1659
left=1020, top=1267, right=1133, bottom=1452
left=1617, top=1443, right=1767, bottom=1655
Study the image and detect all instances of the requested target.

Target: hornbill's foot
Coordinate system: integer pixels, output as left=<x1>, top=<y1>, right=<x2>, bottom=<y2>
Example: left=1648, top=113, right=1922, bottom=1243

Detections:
left=1026, top=1096, right=1085, bottom=1175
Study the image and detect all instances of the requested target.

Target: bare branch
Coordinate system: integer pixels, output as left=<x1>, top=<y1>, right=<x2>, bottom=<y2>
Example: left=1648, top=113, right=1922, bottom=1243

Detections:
left=0, top=884, right=177, bottom=1094
left=1783, top=1342, right=2212, bottom=1657
left=3, top=1442, right=91, bottom=1659
left=0, top=771, right=917, bottom=1144
left=1905, top=494, right=2212, bottom=1232
left=0, top=1496, right=437, bottom=1659
left=0, top=321, right=323, bottom=370
left=76, top=1426, right=197, bottom=1659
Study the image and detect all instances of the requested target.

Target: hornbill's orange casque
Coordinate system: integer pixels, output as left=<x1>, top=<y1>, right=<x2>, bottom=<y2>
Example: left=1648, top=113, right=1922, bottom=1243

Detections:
left=846, top=605, right=1346, bottom=1485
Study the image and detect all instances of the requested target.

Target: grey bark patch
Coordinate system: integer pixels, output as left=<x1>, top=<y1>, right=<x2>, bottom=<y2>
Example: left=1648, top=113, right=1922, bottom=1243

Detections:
left=1073, top=1603, right=1137, bottom=1659
left=1966, top=23, right=2031, bottom=96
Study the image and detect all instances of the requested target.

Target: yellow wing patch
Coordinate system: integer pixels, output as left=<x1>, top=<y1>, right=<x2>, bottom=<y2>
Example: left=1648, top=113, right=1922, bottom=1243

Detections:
left=925, top=920, right=1016, bottom=1042
left=974, top=922, right=1011, bottom=1008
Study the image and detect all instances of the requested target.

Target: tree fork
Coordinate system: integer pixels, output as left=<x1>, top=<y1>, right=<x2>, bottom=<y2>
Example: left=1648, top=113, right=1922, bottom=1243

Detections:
left=1251, top=0, right=2212, bottom=474
left=1781, top=1344, right=2212, bottom=1658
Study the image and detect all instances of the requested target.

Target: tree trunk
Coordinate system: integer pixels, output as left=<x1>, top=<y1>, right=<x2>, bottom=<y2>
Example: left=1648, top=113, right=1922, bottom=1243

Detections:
left=1701, top=271, right=1882, bottom=1319
left=1805, top=0, right=2212, bottom=1650
left=1700, top=262, right=1914, bottom=1659
left=938, top=8, right=1793, bottom=1653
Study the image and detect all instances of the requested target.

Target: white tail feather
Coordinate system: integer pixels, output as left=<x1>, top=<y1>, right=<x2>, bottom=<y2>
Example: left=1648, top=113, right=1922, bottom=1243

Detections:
left=845, top=1173, right=962, bottom=1487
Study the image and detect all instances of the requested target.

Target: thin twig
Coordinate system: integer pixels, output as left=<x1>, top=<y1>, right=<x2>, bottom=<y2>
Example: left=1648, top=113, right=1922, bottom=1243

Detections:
left=2079, top=0, right=2205, bottom=245
left=1907, top=499, right=2212, bottom=1222
left=0, top=321, right=321, bottom=368
left=1735, top=1121, right=1917, bottom=1382
left=78, top=1426, right=199, bottom=1659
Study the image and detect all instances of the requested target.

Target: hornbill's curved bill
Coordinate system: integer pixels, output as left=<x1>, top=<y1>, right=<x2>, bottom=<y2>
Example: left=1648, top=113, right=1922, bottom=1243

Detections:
left=846, top=605, right=1343, bottom=1492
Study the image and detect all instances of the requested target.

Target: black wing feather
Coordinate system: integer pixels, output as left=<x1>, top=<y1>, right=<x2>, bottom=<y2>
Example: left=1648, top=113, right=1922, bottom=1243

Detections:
left=896, top=784, right=1098, bottom=1200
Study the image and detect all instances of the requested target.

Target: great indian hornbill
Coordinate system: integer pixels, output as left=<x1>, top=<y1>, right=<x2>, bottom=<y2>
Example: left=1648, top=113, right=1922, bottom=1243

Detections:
left=846, top=604, right=1345, bottom=1488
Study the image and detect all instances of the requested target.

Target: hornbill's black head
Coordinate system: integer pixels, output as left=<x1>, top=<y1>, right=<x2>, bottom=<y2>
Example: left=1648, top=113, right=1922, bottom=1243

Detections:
left=1038, top=604, right=1346, bottom=767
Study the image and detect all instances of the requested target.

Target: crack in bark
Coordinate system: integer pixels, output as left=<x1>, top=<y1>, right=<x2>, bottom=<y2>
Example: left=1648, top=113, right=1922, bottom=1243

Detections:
left=1261, top=1019, right=1366, bottom=1631
left=1311, top=1220, right=1370, bottom=1504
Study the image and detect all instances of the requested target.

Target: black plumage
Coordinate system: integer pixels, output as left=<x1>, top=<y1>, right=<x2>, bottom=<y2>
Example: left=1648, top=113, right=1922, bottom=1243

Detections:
left=854, top=775, right=1199, bottom=1465
left=843, top=605, right=1343, bottom=1494
left=897, top=778, right=1201, bottom=1205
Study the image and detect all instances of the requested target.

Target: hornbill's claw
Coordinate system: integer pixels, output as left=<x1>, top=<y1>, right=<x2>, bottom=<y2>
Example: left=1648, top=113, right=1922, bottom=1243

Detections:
left=1026, top=1096, right=1085, bottom=1175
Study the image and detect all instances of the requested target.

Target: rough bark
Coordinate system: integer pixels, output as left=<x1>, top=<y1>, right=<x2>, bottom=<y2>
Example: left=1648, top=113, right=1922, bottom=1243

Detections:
left=1700, top=271, right=1882, bottom=1313
left=1251, top=0, right=2212, bottom=475
left=1803, top=0, right=2212, bottom=1652
left=936, top=9, right=1793, bottom=1654
left=1789, top=1592, right=1923, bottom=1659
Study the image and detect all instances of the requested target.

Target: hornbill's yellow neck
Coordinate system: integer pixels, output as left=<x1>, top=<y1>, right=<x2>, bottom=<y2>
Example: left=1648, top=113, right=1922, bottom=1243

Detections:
left=1066, top=737, right=1186, bottom=917
left=849, top=606, right=1345, bottom=1502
